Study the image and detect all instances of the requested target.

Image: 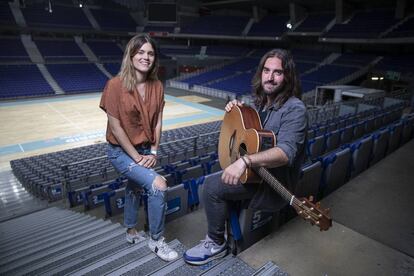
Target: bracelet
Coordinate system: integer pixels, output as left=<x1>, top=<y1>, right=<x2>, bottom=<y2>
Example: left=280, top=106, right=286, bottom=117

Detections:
left=150, top=149, right=158, bottom=156
left=245, top=155, right=252, bottom=168
left=240, top=156, right=250, bottom=168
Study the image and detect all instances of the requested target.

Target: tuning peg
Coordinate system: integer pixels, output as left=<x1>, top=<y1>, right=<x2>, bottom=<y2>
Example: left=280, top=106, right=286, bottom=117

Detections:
left=308, top=195, right=314, bottom=202
left=325, top=208, right=330, bottom=214
left=316, top=202, right=321, bottom=208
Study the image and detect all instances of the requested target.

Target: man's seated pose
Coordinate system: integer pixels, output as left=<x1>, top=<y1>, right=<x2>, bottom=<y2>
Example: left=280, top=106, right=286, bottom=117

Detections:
left=183, top=49, right=308, bottom=265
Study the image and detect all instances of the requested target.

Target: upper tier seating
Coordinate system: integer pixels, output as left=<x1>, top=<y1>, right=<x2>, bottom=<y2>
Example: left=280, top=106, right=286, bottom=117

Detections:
left=293, top=13, right=334, bottom=33
left=333, top=53, right=377, bottom=67
left=89, top=8, right=136, bottom=32
left=180, top=15, right=249, bottom=36
left=291, top=49, right=330, bottom=63
left=375, top=55, right=414, bottom=74
left=386, top=16, right=414, bottom=38
left=21, top=5, right=92, bottom=29
left=46, top=63, right=108, bottom=93
left=0, top=38, right=30, bottom=62
left=301, top=64, right=356, bottom=84
left=0, top=64, right=54, bottom=98
left=247, top=15, right=290, bottom=37
left=0, top=2, right=16, bottom=26
left=324, top=10, right=399, bottom=38
left=35, top=39, right=87, bottom=62
left=86, top=40, right=123, bottom=61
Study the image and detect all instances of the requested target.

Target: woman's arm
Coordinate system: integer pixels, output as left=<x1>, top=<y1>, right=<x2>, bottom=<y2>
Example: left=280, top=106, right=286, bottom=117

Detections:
left=107, top=114, right=142, bottom=163
left=151, top=109, right=163, bottom=154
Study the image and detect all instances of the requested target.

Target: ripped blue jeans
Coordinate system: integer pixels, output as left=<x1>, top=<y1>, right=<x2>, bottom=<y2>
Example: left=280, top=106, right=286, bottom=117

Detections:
left=107, top=143, right=166, bottom=240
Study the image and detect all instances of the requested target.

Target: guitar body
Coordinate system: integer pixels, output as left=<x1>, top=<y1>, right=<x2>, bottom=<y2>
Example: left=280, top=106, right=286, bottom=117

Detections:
left=218, top=105, right=276, bottom=183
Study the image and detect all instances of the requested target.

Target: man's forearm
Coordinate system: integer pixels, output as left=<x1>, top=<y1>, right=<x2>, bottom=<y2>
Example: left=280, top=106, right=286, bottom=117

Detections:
left=245, top=147, right=289, bottom=168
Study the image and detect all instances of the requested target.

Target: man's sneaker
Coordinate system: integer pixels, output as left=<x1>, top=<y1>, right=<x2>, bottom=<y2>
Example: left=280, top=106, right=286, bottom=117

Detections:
left=183, top=235, right=227, bottom=265
left=126, top=231, right=145, bottom=244
left=148, top=237, right=179, bottom=261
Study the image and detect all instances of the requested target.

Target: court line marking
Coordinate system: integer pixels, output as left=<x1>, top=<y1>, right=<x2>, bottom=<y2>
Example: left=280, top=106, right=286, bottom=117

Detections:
left=0, top=94, right=224, bottom=156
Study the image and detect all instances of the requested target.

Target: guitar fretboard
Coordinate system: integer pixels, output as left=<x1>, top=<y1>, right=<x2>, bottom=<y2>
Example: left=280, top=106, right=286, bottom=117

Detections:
left=256, top=167, right=294, bottom=203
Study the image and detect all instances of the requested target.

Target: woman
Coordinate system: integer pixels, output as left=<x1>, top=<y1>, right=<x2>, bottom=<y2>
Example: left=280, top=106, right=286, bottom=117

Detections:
left=100, top=34, right=177, bottom=261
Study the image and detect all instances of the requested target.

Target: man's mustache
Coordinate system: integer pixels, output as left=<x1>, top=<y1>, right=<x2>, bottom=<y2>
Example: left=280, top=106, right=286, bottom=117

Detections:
left=264, top=81, right=277, bottom=85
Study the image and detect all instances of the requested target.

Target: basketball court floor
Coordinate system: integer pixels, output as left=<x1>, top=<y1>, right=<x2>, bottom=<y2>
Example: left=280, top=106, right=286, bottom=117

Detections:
left=0, top=88, right=226, bottom=171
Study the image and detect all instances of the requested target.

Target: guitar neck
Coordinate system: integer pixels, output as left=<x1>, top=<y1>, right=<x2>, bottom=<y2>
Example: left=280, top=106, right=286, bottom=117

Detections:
left=254, top=167, right=294, bottom=203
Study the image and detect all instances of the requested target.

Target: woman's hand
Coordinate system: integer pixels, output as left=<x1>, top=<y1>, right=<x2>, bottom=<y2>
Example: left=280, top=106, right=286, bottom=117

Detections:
left=136, top=154, right=157, bottom=168
left=225, top=99, right=244, bottom=113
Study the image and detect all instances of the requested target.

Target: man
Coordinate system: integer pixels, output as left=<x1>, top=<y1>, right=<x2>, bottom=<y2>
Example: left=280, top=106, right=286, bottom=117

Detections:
left=183, top=49, right=308, bottom=265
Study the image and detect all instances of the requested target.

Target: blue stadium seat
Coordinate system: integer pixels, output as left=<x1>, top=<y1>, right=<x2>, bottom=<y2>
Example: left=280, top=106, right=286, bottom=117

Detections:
left=319, top=147, right=351, bottom=197
left=349, top=135, right=373, bottom=178
left=295, top=161, right=322, bottom=199
left=325, top=129, right=341, bottom=153
left=369, top=128, right=390, bottom=166
left=386, top=121, right=403, bottom=154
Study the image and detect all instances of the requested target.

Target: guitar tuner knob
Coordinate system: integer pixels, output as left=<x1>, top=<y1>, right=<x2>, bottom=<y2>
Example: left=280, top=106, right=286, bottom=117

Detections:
left=310, top=207, right=314, bottom=211
left=316, top=221, right=320, bottom=225
left=306, top=215, right=311, bottom=219
left=318, top=214, right=322, bottom=218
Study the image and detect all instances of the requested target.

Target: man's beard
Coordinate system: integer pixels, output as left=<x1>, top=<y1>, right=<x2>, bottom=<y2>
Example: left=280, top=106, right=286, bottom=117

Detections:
left=263, top=81, right=285, bottom=95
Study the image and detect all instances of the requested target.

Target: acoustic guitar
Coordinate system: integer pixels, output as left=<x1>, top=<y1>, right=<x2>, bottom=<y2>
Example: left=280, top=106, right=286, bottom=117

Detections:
left=218, top=105, right=332, bottom=231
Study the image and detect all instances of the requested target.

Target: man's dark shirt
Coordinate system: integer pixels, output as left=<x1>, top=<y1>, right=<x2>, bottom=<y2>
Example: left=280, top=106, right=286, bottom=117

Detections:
left=249, top=96, right=308, bottom=212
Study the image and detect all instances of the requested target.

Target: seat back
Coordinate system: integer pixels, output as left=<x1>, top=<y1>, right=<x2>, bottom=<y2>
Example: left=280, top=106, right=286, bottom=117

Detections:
left=349, top=135, right=373, bottom=178
left=295, top=161, right=322, bottom=199
left=387, top=121, right=403, bottom=154
left=165, top=183, right=188, bottom=222
left=320, top=147, right=351, bottom=197
left=370, top=128, right=390, bottom=166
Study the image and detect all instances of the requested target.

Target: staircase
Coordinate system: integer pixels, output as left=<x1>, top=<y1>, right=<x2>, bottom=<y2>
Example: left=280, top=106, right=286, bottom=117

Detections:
left=0, top=170, right=48, bottom=223
left=0, top=207, right=284, bottom=275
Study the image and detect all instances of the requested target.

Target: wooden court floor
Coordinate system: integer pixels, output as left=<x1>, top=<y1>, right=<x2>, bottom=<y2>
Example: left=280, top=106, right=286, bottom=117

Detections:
left=0, top=91, right=224, bottom=171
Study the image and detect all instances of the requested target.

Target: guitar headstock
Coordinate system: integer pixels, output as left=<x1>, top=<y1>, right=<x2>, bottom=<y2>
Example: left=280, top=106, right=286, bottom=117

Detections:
left=293, top=196, right=332, bottom=231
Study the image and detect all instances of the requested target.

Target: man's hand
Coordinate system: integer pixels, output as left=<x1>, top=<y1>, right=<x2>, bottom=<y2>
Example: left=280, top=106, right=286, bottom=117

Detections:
left=137, top=154, right=157, bottom=168
left=221, top=158, right=247, bottom=185
left=225, top=99, right=244, bottom=113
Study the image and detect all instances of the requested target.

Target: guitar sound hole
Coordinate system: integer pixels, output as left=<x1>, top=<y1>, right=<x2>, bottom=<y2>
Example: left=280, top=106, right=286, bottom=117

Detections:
left=240, top=144, right=247, bottom=157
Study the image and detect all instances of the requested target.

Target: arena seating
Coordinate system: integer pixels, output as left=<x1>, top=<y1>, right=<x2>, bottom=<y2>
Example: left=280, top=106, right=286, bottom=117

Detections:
left=180, top=15, right=249, bottom=36
left=293, top=13, right=335, bottom=33
left=324, top=9, right=399, bottom=38
left=247, top=15, right=290, bottom=37
left=35, top=39, right=87, bottom=62
left=0, top=64, right=55, bottom=98
left=386, top=16, right=414, bottom=38
left=0, top=38, right=30, bottom=62
left=46, top=63, right=108, bottom=93
left=21, top=5, right=92, bottom=29
left=85, top=40, right=123, bottom=61
left=0, top=2, right=16, bottom=26
left=89, top=8, right=136, bottom=32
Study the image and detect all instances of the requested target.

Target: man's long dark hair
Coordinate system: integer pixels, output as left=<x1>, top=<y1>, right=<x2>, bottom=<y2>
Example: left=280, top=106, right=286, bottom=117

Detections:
left=252, top=49, right=301, bottom=108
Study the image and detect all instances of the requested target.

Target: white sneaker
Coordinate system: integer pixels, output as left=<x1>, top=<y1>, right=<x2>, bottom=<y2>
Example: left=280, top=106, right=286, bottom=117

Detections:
left=126, top=231, right=145, bottom=244
left=148, top=237, right=179, bottom=261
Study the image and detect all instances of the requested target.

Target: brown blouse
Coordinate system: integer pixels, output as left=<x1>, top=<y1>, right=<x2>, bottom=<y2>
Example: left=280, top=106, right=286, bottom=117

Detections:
left=99, top=76, right=165, bottom=146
